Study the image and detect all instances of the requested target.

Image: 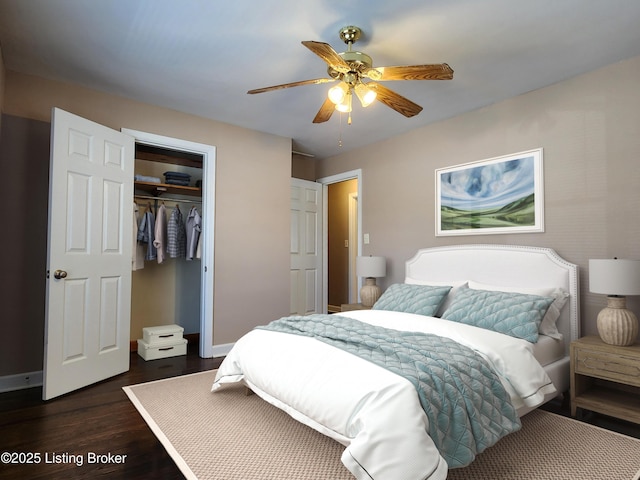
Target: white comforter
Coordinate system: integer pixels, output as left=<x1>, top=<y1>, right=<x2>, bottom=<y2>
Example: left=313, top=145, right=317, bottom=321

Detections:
left=212, top=310, right=556, bottom=480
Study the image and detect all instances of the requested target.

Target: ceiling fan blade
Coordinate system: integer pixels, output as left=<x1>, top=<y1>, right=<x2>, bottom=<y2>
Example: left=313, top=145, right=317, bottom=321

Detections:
left=302, top=41, right=350, bottom=73
left=371, top=63, right=454, bottom=81
left=312, top=97, right=335, bottom=123
left=368, top=82, right=423, bottom=118
left=248, top=77, right=335, bottom=94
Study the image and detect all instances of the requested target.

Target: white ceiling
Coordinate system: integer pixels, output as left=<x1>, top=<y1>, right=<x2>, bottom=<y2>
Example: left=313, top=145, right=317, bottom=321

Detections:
left=2, top=1, right=640, bottom=159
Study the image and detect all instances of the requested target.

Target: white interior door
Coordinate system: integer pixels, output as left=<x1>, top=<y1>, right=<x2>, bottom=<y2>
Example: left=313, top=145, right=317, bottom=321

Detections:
left=348, top=192, right=359, bottom=303
left=43, top=108, right=134, bottom=400
left=290, top=178, right=323, bottom=315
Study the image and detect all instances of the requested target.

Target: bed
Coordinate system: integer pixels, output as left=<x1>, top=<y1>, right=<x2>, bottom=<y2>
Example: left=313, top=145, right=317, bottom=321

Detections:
left=212, top=244, right=579, bottom=480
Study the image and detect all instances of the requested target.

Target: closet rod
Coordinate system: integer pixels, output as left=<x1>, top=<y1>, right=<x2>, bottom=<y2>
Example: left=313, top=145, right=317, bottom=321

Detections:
left=134, top=194, right=202, bottom=204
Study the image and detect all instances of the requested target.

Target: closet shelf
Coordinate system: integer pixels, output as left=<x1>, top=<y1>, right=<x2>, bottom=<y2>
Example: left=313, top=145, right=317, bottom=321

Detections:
left=136, top=144, right=203, bottom=169
left=134, top=181, right=202, bottom=197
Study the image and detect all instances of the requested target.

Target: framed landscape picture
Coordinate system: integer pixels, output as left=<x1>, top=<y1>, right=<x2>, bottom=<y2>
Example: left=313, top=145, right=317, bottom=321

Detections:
left=435, top=148, right=544, bottom=236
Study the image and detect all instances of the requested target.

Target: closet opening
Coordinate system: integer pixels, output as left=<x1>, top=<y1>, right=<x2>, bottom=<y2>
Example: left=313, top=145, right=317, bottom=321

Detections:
left=124, top=128, right=216, bottom=359
left=133, top=143, right=203, bottom=349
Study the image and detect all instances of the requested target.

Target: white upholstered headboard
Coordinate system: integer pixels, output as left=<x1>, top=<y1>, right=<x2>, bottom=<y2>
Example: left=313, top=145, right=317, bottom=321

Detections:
left=405, top=244, right=580, bottom=356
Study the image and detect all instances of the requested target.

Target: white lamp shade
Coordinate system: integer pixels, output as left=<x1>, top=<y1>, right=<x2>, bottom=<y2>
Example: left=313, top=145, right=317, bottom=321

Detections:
left=589, top=259, right=640, bottom=296
left=356, top=256, right=386, bottom=278
left=328, top=83, right=348, bottom=104
left=354, top=82, right=377, bottom=107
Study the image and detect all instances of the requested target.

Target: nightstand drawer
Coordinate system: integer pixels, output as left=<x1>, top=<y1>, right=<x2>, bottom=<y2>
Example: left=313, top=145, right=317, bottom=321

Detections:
left=341, top=303, right=371, bottom=312
left=574, top=348, right=640, bottom=387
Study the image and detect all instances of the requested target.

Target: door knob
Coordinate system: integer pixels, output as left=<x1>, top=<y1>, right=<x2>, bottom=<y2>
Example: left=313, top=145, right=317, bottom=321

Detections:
left=53, top=270, right=68, bottom=280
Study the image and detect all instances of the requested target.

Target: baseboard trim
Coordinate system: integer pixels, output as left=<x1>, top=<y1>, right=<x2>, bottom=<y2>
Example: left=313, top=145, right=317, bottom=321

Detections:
left=0, top=370, right=43, bottom=393
left=1, top=334, right=218, bottom=393
left=211, top=343, right=234, bottom=358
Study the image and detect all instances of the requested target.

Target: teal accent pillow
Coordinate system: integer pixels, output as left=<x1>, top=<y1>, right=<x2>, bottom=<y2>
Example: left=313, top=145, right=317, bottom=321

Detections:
left=440, top=288, right=554, bottom=342
left=372, top=284, right=452, bottom=317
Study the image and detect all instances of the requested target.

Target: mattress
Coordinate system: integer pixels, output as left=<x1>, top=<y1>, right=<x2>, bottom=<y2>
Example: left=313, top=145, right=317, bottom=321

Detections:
left=531, top=334, right=566, bottom=367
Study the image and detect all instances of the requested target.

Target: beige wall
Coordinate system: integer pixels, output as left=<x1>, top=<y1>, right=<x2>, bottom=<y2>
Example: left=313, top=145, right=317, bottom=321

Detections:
left=1, top=70, right=291, bottom=376
left=291, top=153, right=316, bottom=180
left=317, top=55, right=640, bottom=339
left=3, top=52, right=640, bottom=375
left=0, top=114, right=50, bottom=376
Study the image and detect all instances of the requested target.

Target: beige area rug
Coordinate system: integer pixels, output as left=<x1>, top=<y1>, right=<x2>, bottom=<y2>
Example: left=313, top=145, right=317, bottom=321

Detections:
left=124, top=370, right=640, bottom=480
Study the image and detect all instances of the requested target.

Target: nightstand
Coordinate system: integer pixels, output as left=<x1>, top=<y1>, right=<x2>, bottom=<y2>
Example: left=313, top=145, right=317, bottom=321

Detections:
left=570, top=335, right=640, bottom=425
left=341, top=303, right=371, bottom=312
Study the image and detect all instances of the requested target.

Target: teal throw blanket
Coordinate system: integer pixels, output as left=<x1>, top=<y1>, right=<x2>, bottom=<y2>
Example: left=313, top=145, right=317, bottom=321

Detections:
left=259, top=314, right=521, bottom=468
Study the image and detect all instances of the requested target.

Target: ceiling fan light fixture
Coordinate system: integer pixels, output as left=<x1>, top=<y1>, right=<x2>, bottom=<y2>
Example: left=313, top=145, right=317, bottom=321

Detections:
left=354, top=82, right=377, bottom=107
left=328, top=82, right=348, bottom=104
left=335, top=91, right=352, bottom=113
left=247, top=25, right=452, bottom=124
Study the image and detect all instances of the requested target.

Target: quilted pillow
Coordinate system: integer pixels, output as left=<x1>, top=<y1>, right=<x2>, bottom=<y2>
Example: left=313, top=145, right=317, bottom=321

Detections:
left=467, top=281, right=569, bottom=340
left=441, top=287, right=554, bottom=342
left=372, top=283, right=452, bottom=317
left=404, top=278, right=468, bottom=317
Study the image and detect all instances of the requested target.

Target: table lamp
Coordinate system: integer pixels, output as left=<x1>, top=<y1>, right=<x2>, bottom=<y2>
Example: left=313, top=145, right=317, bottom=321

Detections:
left=589, top=258, right=640, bottom=346
left=356, top=256, right=386, bottom=307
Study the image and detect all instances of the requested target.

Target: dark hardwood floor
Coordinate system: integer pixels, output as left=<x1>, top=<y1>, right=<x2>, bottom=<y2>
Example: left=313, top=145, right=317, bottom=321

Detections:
left=0, top=344, right=221, bottom=480
left=2, top=347, right=638, bottom=480
left=539, top=395, right=640, bottom=439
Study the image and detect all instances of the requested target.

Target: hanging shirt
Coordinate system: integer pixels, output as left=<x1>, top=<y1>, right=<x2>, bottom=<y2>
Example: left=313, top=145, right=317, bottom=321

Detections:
left=132, top=203, right=145, bottom=271
left=167, top=206, right=186, bottom=258
left=195, top=229, right=202, bottom=259
left=137, top=208, right=157, bottom=261
left=153, top=204, right=167, bottom=264
left=185, top=206, right=201, bottom=261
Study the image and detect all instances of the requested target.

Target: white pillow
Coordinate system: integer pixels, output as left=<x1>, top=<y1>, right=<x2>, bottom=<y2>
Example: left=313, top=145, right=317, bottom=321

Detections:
left=405, top=278, right=468, bottom=317
left=467, top=281, right=569, bottom=340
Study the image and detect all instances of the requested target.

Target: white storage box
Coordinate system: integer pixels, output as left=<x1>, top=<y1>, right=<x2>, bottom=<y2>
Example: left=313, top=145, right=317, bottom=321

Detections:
left=142, top=324, right=184, bottom=345
left=137, top=338, right=188, bottom=361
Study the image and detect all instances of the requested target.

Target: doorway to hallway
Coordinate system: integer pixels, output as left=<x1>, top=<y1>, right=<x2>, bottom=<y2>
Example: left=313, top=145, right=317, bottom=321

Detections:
left=318, top=169, right=362, bottom=314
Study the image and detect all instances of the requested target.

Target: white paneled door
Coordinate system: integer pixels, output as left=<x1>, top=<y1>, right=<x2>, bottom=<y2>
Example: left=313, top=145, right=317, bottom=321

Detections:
left=290, top=178, right=323, bottom=315
left=43, top=108, right=134, bottom=400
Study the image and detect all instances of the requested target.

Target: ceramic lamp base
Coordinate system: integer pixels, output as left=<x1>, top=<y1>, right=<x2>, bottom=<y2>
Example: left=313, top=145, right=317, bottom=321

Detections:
left=360, top=277, right=381, bottom=308
left=597, top=296, right=639, bottom=346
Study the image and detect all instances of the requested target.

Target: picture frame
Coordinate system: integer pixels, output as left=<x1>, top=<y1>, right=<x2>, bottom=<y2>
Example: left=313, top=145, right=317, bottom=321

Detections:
left=435, top=148, right=544, bottom=236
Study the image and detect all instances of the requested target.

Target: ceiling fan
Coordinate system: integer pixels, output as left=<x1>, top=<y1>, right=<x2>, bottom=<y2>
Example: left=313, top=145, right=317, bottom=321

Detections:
left=247, top=26, right=453, bottom=124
